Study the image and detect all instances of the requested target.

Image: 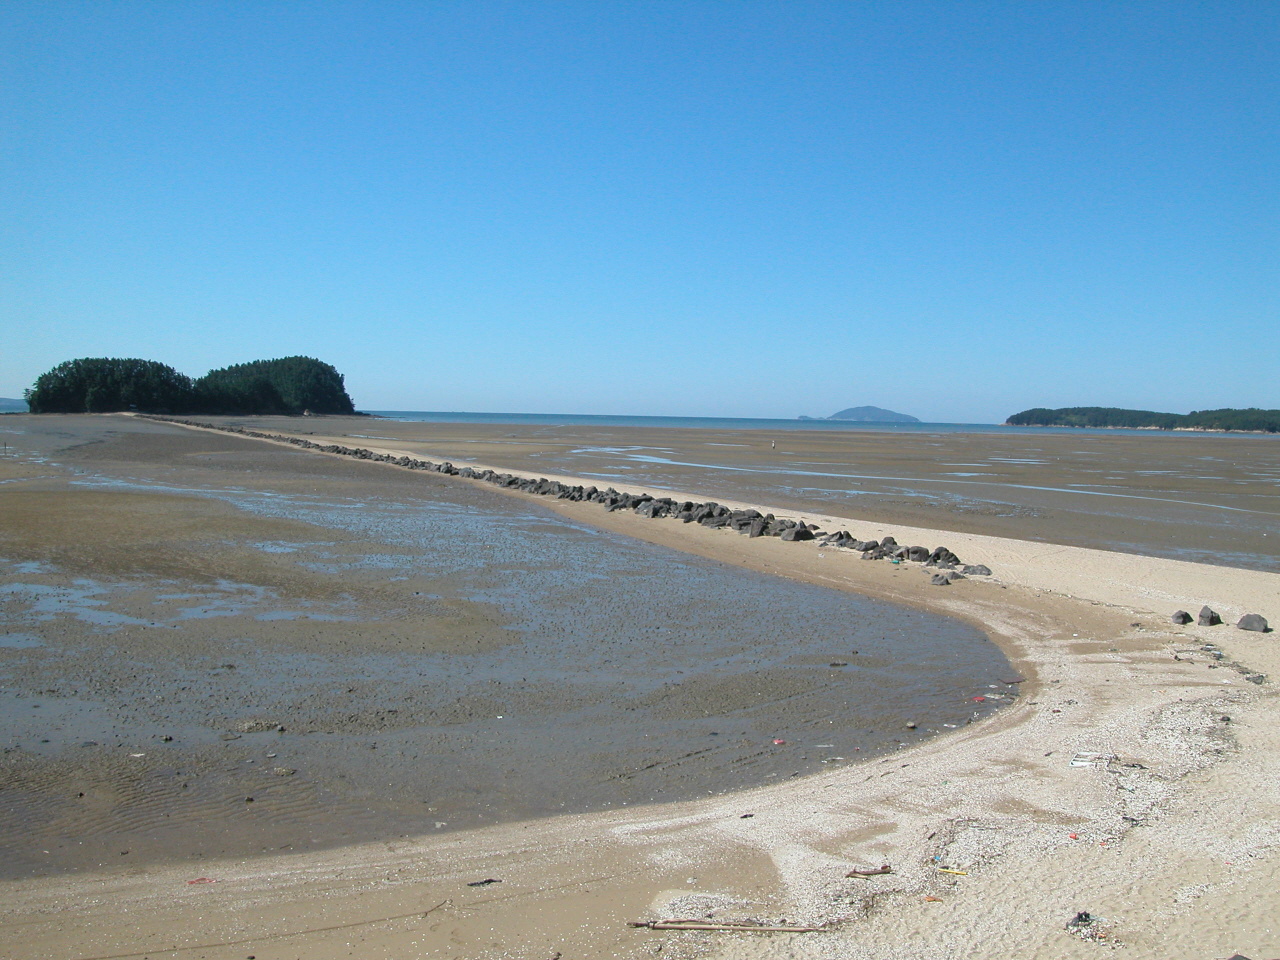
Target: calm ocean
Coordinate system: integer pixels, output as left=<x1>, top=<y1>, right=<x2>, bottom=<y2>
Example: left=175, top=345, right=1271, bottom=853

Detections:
left=366, top=410, right=1260, bottom=439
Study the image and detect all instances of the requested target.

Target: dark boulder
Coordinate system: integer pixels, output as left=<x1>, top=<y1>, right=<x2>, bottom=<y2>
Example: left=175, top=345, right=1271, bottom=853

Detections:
left=1237, top=613, right=1269, bottom=633
left=907, top=545, right=930, bottom=562
left=962, top=564, right=992, bottom=576
left=748, top=517, right=768, bottom=538
left=930, top=573, right=951, bottom=586
left=780, top=526, right=815, bottom=542
left=1171, top=610, right=1193, bottom=625
left=1199, top=606, right=1222, bottom=627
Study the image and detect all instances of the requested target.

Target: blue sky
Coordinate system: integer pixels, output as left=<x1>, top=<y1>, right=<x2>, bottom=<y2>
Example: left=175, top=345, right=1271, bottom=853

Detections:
left=3, top=1, right=1276, bottom=422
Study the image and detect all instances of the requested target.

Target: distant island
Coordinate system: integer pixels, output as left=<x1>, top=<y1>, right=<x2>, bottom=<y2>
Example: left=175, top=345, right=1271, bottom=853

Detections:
left=0, top=397, right=28, bottom=412
left=800, top=405, right=920, bottom=423
left=1006, top=406, right=1280, bottom=433
left=24, top=356, right=356, bottom=416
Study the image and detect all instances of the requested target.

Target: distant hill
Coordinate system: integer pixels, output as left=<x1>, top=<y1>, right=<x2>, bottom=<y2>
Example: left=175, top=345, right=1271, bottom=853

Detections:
left=826, top=405, right=920, bottom=423
left=1006, top=406, right=1280, bottom=433
left=0, top=397, right=28, bottom=412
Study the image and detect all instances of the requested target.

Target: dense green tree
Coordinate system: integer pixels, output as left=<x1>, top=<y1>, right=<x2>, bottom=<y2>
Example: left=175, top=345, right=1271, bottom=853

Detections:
left=25, top=358, right=195, bottom=413
left=1006, top=406, right=1279, bottom=432
left=26, top=355, right=358, bottom=416
left=195, top=356, right=355, bottom=415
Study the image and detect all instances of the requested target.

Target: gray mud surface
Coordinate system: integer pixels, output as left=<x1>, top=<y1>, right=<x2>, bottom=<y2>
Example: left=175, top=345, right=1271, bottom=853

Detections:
left=0, top=416, right=1012, bottom=878
left=258, top=415, right=1280, bottom=570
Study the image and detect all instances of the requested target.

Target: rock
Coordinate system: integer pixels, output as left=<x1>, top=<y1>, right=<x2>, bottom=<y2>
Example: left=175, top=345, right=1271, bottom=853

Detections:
left=780, top=526, right=815, bottom=542
left=747, top=517, right=768, bottom=538
left=907, top=545, right=930, bottom=562
left=1237, top=613, right=1269, bottom=633
left=1198, top=606, right=1222, bottom=627
left=930, top=573, right=951, bottom=586
left=961, top=564, right=992, bottom=576
left=1171, top=610, right=1193, bottom=625
left=272, top=767, right=297, bottom=776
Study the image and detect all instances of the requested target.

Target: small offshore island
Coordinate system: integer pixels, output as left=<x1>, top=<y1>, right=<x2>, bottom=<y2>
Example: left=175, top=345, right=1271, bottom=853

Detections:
left=23, top=355, right=356, bottom=416
left=1007, top=405, right=1280, bottom=433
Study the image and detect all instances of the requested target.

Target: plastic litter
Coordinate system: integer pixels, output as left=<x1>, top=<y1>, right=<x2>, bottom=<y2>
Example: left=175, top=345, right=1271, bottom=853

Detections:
left=1069, top=753, right=1115, bottom=768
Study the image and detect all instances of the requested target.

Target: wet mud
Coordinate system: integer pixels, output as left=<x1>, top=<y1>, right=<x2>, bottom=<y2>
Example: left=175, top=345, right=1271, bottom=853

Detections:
left=0, top=416, right=1011, bottom=878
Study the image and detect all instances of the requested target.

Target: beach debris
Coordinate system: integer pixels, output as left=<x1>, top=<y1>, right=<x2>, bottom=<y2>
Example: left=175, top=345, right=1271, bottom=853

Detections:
left=186, top=877, right=220, bottom=884
left=845, top=864, right=892, bottom=878
left=629, top=918, right=835, bottom=932
left=772, top=738, right=786, bottom=745
left=1069, top=752, right=1115, bottom=768
left=1065, top=910, right=1115, bottom=942
left=905, top=721, right=917, bottom=729
left=938, top=868, right=968, bottom=876
left=923, top=895, right=942, bottom=902
left=1237, top=613, right=1269, bottom=632
left=271, top=767, right=297, bottom=776
left=1171, top=610, right=1193, bottom=625
left=466, top=878, right=502, bottom=887
left=1198, top=606, right=1222, bottom=627
left=739, top=813, right=754, bottom=818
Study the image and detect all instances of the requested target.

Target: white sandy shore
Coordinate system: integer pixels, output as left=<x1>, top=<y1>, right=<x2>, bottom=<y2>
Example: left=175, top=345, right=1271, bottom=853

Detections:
left=4, top=422, right=1278, bottom=960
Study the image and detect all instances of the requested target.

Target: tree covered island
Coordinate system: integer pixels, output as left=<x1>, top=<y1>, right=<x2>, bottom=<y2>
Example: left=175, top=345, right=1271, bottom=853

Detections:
left=24, top=356, right=356, bottom=416
left=1006, top=406, right=1280, bottom=433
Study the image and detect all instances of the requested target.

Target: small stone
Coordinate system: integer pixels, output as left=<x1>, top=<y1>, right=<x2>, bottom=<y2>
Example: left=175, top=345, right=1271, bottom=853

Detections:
left=1237, top=613, right=1269, bottom=633
left=272, top=767, right=297, bottom=777
left=1171, top=610, right=1192, bottom=625
left=906, top=721, right=917, bottom=729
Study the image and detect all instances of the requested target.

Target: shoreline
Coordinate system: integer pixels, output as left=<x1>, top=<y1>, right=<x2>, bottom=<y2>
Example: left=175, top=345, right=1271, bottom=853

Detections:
left=3, top=415, right=1279, bottom=959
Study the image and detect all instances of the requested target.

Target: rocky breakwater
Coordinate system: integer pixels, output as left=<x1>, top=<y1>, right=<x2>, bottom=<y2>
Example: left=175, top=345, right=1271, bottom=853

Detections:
left=143, top=416, right=992, bottom=583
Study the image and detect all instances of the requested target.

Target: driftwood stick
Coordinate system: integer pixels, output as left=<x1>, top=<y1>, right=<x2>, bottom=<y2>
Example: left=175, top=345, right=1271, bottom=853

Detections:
left=845, top=864, right=892, bottom=878
left=630, top=919, right=831, bottom=932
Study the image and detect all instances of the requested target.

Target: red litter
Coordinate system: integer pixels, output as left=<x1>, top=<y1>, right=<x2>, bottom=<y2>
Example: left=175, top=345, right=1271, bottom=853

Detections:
left=971, top=696, right=986, bottom=702
left=186, top=877, right=220, bottom=885
left=772, top=739, right=786, bottom=745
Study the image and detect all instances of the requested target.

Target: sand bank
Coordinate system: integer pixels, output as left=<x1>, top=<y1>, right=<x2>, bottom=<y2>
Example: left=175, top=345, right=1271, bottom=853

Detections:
left=3, top=415, right=1278, bottom=960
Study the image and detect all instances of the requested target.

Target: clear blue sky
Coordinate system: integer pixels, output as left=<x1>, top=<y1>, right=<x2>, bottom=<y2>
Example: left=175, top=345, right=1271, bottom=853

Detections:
left=3, top=1, right=1276, bottom=422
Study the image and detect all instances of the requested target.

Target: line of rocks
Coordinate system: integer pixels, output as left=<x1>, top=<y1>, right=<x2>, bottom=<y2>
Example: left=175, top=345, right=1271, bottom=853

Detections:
left=1173, top=606, right=1270, bottom=633
left=141, top=416, right=991, bottom=582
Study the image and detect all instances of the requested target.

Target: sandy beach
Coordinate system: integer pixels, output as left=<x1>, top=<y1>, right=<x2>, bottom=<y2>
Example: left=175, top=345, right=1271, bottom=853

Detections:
left=2, top=414, right=1278, bottom=960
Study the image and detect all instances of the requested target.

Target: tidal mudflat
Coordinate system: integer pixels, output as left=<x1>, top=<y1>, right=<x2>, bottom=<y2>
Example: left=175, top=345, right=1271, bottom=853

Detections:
left=4, top=415, right=1279, bottom=960
left=0, top=415, right=1010, bottom=878
left=245, top=414, right=1280, bottom=571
